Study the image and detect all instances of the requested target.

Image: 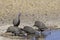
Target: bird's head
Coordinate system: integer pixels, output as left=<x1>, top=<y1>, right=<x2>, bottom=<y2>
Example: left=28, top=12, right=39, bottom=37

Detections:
left=33, top=21, right=41, bottom=27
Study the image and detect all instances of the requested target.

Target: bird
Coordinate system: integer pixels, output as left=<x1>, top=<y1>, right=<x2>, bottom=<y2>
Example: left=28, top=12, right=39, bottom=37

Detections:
left=23, top=26, right=42, bottom=39
left=33, top=21, right=48, bottom=32
left=13, top=13, right=21, bottom=26
left=23, top=26, right=36, bottom=34
left=6, top=26, right=20, bottom=36
left=6, top=26, right=27, bottom=36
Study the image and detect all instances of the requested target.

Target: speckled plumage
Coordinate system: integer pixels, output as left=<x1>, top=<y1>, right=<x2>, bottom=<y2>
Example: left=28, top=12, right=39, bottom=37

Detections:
left=34, top=21, right=48, bottom=32
left=6, top=26, right=27, bottom=36
left=23, top=26, right=36, bottom=34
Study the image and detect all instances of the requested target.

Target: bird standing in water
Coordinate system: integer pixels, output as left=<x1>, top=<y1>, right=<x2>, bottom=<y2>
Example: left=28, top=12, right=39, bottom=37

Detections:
left=33, top=21, right=48, bottom=37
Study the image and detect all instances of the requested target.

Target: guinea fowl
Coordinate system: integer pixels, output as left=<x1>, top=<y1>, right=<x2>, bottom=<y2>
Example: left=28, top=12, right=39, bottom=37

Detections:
left=23, top=26, right=36, bottom=34
left=6, top=26, right=27, bottom=36
left=33, top=21, right=48, bottom=33
left=13, top=13, right=21, bottom=26
left=23, top=26, right=41, bottom=39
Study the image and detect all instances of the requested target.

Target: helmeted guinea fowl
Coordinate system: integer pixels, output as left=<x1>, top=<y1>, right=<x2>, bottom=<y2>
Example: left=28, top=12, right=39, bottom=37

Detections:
left=23, top=26, right=41, bottom=38
left=13, top=13, right=21, bottom=26
left=33, top=21, right=48, bottom=37
left=6, top=26, right=27, bottom=36
left=23, top=26, right=36, bottom=34
left=34, top=21, right=48, bottom=32
left=6, top=26, right=20, bottom=36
